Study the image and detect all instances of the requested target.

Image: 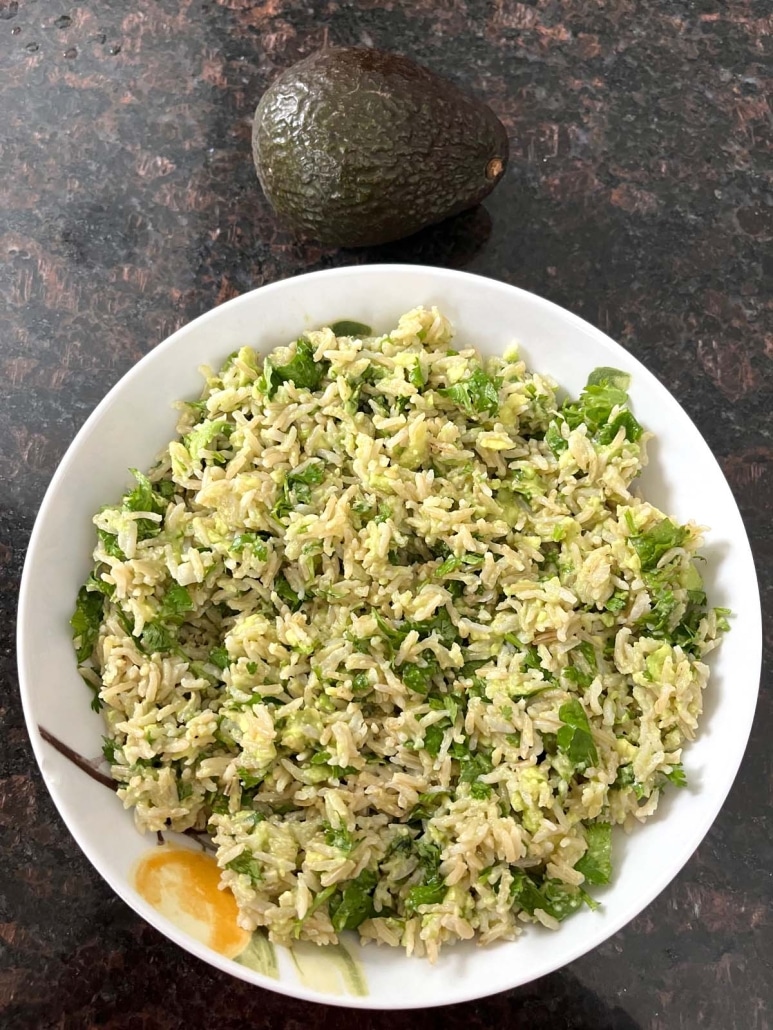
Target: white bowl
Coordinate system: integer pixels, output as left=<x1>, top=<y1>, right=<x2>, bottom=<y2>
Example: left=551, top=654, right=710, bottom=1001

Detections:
left=18, top=265, right=761, bottom=1009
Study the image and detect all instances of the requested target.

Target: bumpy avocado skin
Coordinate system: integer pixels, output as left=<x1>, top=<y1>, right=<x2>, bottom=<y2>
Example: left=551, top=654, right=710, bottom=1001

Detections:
left=252, top=47, right=509, bottom=247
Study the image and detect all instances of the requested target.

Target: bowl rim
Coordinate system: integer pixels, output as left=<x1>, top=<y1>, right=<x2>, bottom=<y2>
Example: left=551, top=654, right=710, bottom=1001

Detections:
left=17, top=263, right=762, bottom=1009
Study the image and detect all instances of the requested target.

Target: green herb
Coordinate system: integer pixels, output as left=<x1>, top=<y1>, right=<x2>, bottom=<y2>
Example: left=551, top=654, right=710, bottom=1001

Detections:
left=597, top=409, right=643, bottom=445
left=565, top=641, right=598, bottom=688
left=404, top=882, right=446, bottom=913
left=140, top=622, right=175, bottom=655
left=422, top=723, right=447, bottom=757
left=330, top=320, right=372, bottom=338
left=415, top=609, right=458, bottom=647
left=374, top=503, right=392, bottom=524
left=264, top=337, right=328, bottom=399
left=226, top=849, right=262, bottom=883
left=408, top=358, right=427, bottom=388
left=156, top=479, right=176, bottom=499
left=449, top=739, right=468, bottom=760
left=662, top=763, right=687, bottom=788
left=469, top=780, right=493, bottom=800
left=714, top=607, right=731, bottom=632
left=408, top=789, right=451, bottom=823
left=605, top=592, right=628, bottom=614
left=184, top=420, right=231, bottom=462
left=273, top=460, right=325, bottom=519
left=510, top=870, right=588, bottom=921
left=402, top=660, right=437, bottom=694
left=274, top=575, right=302, bottom=612
left=577, top=642, right=597, bottom=671
left=575, top=822, right=612, bottom=885
left=97, top=528, right=126, bottom=560
left=210, top=793, right=231, bottom=815
left=70, top=584, right=104, bottom=663
left=361, top=364, right=388, bottom=386
left=637, top=588, right=679, bottom=637
left=102, top=737, right=118, bottom=764
left=509, top=869, right=547, bottom=914
left=219, top=350, right=239, bottom=374
left=85, top=570, right=113, bottom=597
left=545, top=421, right=567, bottom=456
left=509, top=467, right=541, bottom=500
left=123, top=468, right=168, bottom=541
left=629, top=518, right=688, bottom=571
left=306, top=884, right=338, bottom=920
left=351, top=672, right=372, bottom=694
left=439, top=368, right=501, bottom=417
left=556, top=367, right=642, bottom=447
left=324, top=823, right=354, bottom=853
left=458, top=750, right=493, bottom=785
left=237, top=768, right=266, bottom=789
left=428, top=692, right=464, bottom=722
left=435, top=553, right=484, bottom=577
left=404, top=839, right=446, bottom=913
left=328, top=869, right=377, bottom=932
left=209, top=646, right=230, bottom=671
left=158, top=583, right=194, bottom=622
left=540, top=881, right=588, bottom=920
left=232, top=533, right=269, bottom=560
left=557, top=699, right=598, bottom=772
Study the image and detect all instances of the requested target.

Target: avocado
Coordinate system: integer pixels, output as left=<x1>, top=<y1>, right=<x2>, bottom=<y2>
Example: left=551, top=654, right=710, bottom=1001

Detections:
left=252, top=47, right=508, bottom=247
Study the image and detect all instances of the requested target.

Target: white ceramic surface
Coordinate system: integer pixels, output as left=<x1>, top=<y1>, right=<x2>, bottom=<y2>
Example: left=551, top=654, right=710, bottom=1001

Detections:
left=17, top=265, right=761, bottom=1008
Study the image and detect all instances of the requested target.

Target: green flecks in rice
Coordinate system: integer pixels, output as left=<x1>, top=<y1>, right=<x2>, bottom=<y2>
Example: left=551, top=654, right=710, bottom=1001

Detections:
left=70, top=307, right=728, bottom=961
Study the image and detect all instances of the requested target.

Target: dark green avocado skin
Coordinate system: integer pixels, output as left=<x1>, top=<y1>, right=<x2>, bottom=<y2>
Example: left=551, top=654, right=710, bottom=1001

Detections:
left=252, top=47, right=509, bottom=247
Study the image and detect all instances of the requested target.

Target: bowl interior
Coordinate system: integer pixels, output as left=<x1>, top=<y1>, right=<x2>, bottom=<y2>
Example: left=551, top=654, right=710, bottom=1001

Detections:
left=18, top=265, right=761, bottom=1008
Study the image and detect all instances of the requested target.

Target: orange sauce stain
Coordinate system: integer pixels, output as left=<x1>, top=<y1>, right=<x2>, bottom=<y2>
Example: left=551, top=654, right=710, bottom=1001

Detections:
left=133, top=846, right=250, bottom=959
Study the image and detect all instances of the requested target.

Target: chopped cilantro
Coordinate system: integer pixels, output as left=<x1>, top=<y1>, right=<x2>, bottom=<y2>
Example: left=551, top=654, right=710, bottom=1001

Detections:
left=422, top=723, right=447, bottom=757
left=184, top=420, right=231, bottom=462
left=139, top=622, right=175, bottom=655
left=232, top=533, right=269, bottom=560
left=629, top=518, right=688, bottom=571
left=402, top=660, right=438, bottom=694
left=273, top=460, right=325, bottom=519
left=226, top=849, right=262, bottom=883
left=575, top=823, right=612, bottom=885
left=408, top=357, right=427, bottom=388
left=328, top=869, right=377, bottom=931
left=510, top=869, right=589, bottom=921
left=102, top=737, right=118, bottom=764
left=70, top=584, right=104, bottom=663
left=274, top=575, right=302, bottom=612
left=439, top=368, right=501, bottom=417
left=435, top=553, right=484, bottom=577
left=351, top=672, right=372, bottom=694
left=662, top=763, right=687, bottom=788
left=123, top=468, right=168, bottom=541
left=557, top=699, right=599, bottom=772
left=324, top=823, right=354, bottom=852
left=264, top=337, right=328, bottom=399
left=96, top=528, right=126, bottom=560
left=158, top=583, right=194, bottom=622
left=209, top=646, right=230, bottom=670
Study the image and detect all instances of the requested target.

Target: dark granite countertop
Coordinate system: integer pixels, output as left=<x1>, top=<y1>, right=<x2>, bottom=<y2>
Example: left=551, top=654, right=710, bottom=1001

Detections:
left=1, top=1, right=771, bottom=1027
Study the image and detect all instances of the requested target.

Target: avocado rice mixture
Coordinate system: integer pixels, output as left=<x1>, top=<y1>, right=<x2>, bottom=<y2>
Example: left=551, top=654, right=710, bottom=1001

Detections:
left=71, top=307, right=728, bottom=960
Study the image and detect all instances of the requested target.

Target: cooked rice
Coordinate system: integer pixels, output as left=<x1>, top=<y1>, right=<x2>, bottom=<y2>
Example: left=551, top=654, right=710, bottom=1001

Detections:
left=72, top=307, right=727, bottom=960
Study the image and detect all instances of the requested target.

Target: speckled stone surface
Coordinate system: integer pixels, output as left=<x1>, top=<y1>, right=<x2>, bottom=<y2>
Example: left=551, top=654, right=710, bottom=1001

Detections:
left=1, top=0, right=771, bottom=1026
